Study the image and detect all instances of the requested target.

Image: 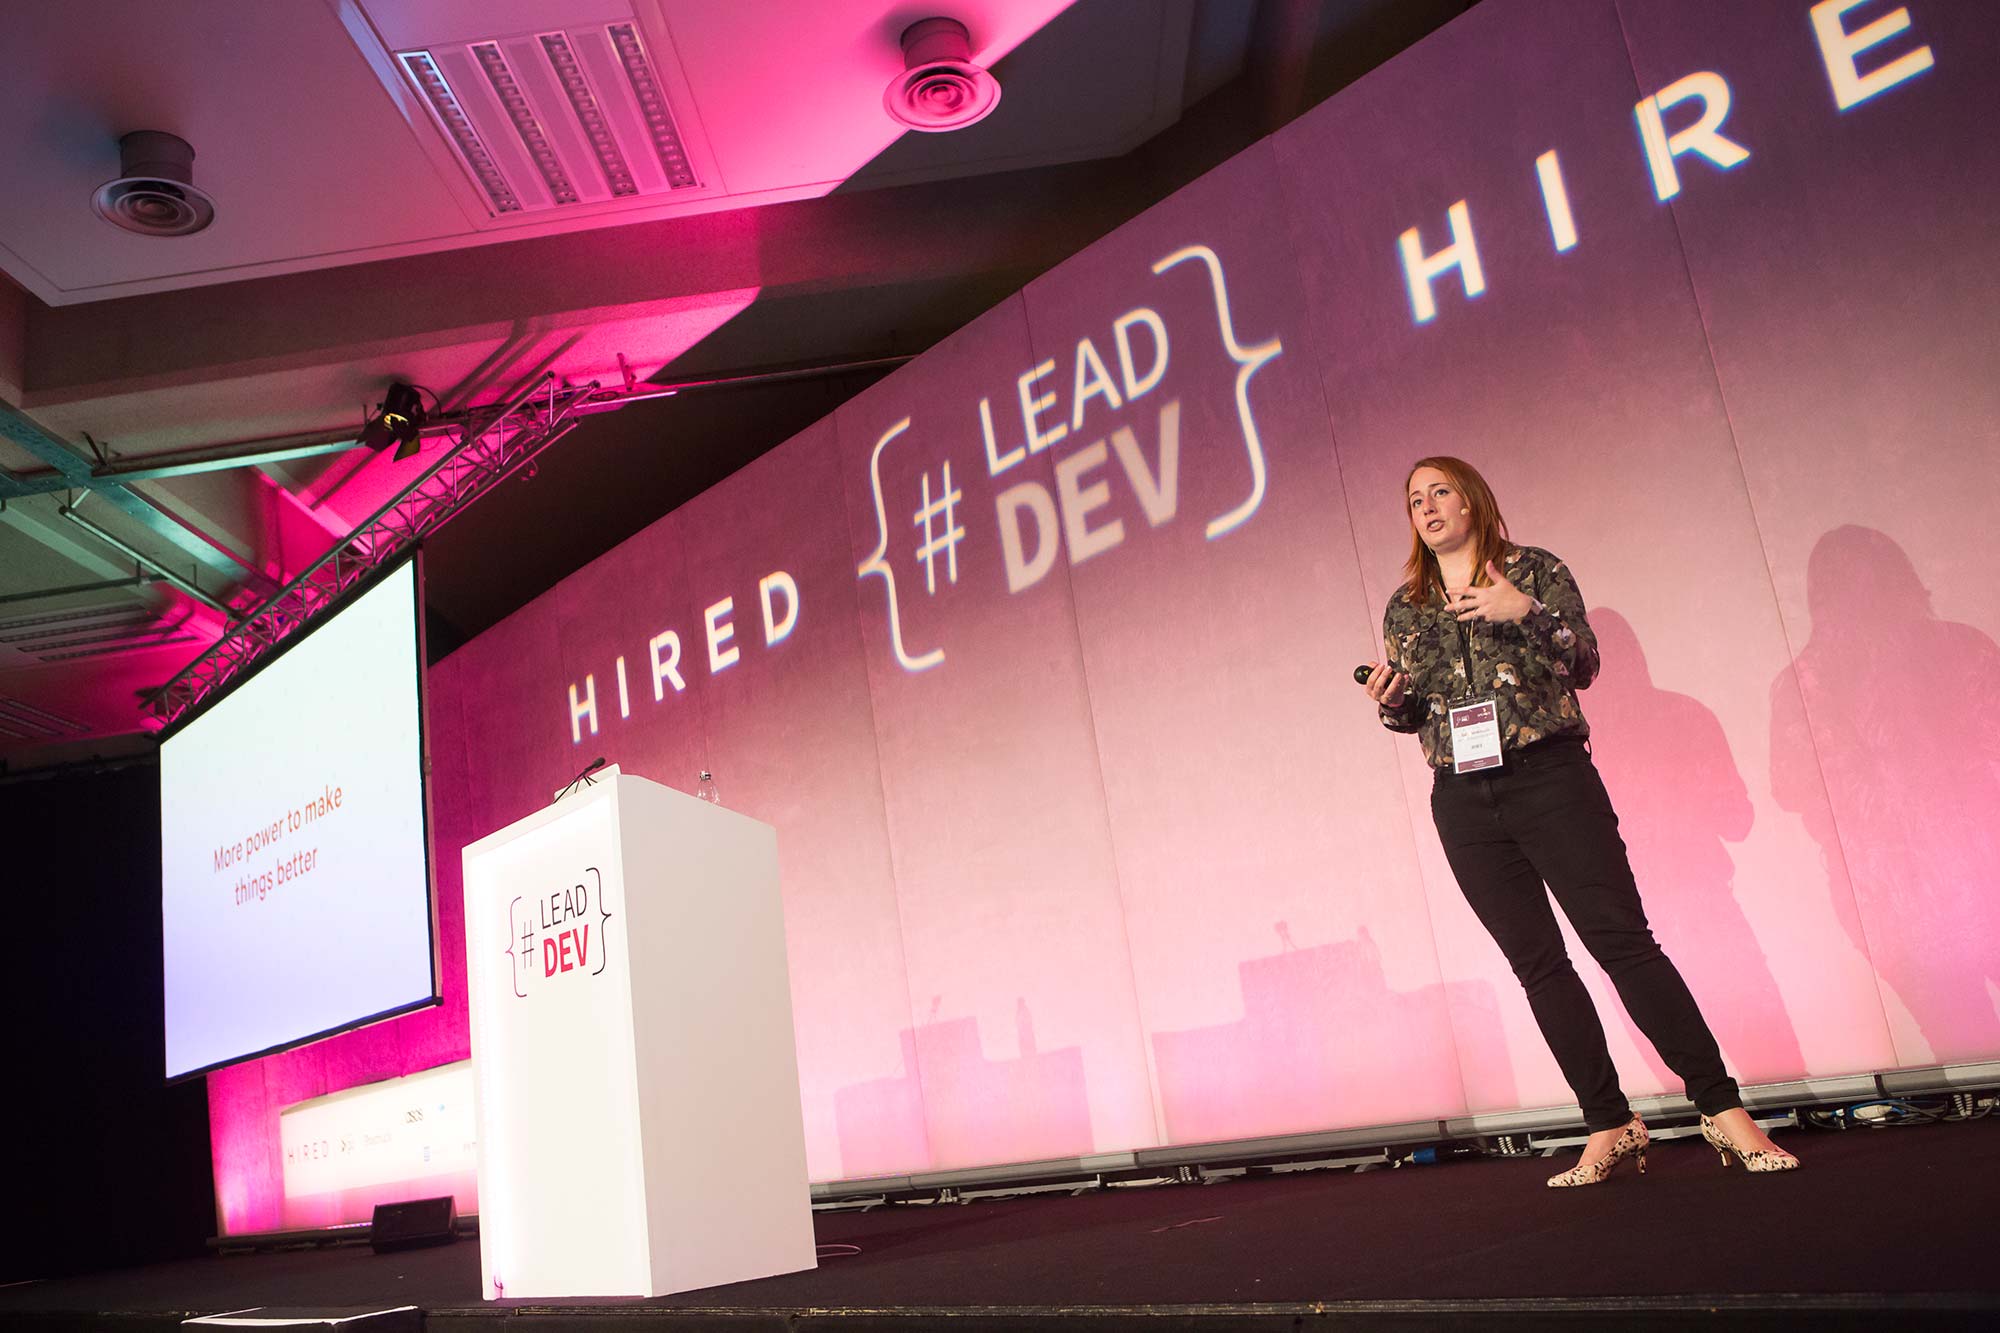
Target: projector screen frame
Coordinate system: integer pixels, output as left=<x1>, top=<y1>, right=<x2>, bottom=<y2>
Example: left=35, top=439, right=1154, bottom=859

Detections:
left=157, top=550, right=441, bottom=1084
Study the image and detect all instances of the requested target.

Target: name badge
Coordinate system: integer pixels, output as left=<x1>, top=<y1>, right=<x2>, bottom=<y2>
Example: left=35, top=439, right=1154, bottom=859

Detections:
left=1448, top=697, right=1503, bottom=774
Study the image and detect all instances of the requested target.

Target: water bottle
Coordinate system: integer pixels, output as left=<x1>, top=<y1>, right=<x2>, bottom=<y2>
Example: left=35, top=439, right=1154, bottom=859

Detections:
left=696, top=770, right=720, bottom=805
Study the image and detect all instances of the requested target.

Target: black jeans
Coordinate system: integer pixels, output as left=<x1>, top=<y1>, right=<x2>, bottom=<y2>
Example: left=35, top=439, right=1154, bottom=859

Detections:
left=1430, top=737, right=1741, bottom=1130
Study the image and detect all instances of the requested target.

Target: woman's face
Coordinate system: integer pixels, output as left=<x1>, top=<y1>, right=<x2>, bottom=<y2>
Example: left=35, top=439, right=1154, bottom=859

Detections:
left=1408, top=465, right=1472, bottom=555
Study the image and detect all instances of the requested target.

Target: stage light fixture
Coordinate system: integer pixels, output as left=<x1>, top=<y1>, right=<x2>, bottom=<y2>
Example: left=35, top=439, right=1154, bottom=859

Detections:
left=360, top=383, right=430, bottom=461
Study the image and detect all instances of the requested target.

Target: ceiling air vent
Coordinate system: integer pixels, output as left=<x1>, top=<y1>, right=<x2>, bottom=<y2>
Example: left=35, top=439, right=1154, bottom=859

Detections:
left=91, top=131, right=217, bottom=237
left=884, top=18, right=1001, bottom=133
left=399, top=22, right=700, bottom=217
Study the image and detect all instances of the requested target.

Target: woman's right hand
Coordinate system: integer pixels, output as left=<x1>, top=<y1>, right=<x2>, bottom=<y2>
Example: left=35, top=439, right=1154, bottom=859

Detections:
left=1364, top=662, right=1408, bottom=708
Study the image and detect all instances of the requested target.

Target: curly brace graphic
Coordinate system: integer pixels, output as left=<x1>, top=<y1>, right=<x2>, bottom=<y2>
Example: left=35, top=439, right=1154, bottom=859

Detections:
left=1150, top=244, right=1283, bottom=539
left=505, top=895, right=528, bottom=998
left=856, top=416, right=946, bottom=672
left=585, top=866, right=611, bottom=977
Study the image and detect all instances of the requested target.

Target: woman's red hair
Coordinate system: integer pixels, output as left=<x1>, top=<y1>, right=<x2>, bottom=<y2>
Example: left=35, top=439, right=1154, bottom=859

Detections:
left=1401, top=456, right=1512, bottom=605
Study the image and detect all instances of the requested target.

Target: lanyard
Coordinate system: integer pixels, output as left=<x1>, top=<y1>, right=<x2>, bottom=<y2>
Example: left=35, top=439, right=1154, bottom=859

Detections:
left=1453, top=606, right=1474, bottom=697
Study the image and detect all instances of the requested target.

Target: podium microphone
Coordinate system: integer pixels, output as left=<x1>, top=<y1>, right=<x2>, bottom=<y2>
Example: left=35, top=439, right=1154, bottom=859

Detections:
left=554, top=756, right=609, bottom=803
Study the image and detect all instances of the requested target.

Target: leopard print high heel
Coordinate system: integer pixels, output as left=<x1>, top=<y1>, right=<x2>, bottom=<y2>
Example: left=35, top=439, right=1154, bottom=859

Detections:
left=1546, top=1113, right=1648, bottom=1187
left=1700, top=1115, right=1800, bottom=1173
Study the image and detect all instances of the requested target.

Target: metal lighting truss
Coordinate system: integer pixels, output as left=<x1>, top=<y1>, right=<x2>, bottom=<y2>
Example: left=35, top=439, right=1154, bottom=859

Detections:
left=144, top=373, right=587, bottom=729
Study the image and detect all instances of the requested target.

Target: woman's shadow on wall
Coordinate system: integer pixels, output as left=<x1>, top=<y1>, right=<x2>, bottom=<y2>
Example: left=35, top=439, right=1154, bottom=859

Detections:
left=1586, top=607, right=1807, bottom=1085
left=1769, top=525, right=2000, bottom=1065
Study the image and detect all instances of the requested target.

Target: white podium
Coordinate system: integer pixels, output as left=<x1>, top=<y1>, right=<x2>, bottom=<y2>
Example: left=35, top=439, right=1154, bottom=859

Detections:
left=461, top=773, right=815, bottom=1300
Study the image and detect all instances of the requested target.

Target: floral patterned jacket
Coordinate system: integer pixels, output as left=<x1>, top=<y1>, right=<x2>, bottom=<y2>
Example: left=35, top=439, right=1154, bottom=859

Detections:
left=1377, top=545, right=1600, bottom=770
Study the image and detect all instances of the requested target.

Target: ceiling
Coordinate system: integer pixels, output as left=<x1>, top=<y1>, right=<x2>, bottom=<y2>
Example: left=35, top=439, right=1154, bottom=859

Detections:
left=0, top=0, right=1475, bottom=773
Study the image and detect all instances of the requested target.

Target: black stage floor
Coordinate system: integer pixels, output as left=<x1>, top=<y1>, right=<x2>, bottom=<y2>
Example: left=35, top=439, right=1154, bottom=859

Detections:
left=7, top=1116, right=1997, bottom=1331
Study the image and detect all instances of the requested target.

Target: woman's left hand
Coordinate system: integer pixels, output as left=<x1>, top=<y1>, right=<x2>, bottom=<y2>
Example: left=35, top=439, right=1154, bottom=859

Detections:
left=1449, top=560, right=1535, bottom=624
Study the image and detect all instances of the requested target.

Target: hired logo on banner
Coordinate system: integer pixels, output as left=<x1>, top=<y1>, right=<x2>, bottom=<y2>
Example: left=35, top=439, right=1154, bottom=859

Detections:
left=279, top=1060, right=477, bottom=1221
left=505, top=866, right=615, bottom=998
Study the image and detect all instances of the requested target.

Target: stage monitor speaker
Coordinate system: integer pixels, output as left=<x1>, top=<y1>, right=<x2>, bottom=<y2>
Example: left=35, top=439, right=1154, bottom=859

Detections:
left=369, top=1196, right=458, bottom=1253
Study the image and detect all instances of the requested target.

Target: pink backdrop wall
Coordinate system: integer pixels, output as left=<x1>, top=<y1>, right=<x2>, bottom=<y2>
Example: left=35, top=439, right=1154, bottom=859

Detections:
left=208, top=0, right=2000, bottom=1231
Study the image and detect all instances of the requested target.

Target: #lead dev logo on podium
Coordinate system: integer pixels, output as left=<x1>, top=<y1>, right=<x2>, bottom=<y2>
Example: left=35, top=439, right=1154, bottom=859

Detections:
left=503, top=866, right=615, bottom=999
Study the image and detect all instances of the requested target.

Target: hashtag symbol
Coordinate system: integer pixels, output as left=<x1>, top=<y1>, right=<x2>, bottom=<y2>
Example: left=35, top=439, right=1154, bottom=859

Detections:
left=911, top=462, right=965, bottom=595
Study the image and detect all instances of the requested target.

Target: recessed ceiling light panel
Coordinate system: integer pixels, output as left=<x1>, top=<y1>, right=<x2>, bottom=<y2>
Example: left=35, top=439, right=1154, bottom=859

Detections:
left=396, top=22, right=704, bottom=218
